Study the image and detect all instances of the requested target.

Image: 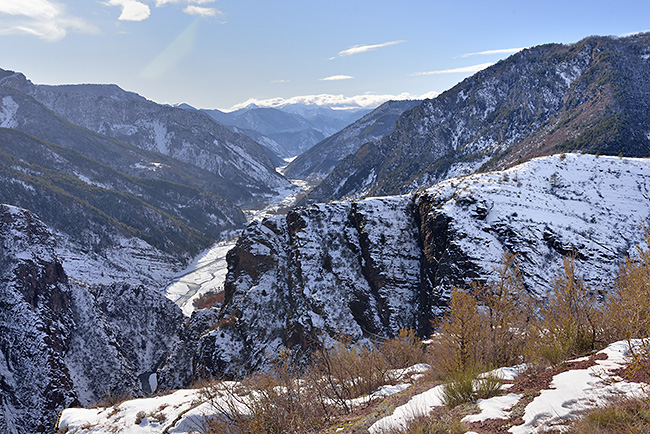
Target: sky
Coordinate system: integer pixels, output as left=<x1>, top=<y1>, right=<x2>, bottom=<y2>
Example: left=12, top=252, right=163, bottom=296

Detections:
left=1, top=0, right=649, bottom=111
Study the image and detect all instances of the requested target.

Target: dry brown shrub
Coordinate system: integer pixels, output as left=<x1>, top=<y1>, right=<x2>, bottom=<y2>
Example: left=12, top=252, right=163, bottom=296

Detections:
left=309, top=339, right=390, bottom=413
left=527, top=257, right=604, bottom=366
left=198, top=350, right=333, bottom=434
left=430, top=253, right=532, bottom=375
left=563, top=396, right=650, bottom=434
left=379, top=328, right=427, bottom=370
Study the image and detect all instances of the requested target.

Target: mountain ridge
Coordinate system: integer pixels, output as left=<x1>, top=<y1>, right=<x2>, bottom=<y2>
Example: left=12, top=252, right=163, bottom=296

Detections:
left=304, top=33, right=650, bottom=204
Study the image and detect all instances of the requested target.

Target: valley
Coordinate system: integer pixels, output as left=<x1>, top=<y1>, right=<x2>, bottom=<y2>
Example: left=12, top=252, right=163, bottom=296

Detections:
left=1, top=31, right=650, bottom=434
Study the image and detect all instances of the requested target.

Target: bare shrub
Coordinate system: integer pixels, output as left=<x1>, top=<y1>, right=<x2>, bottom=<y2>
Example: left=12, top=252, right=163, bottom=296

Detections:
left=430, top=254, right=533, bottom=375
left=528, top=257, right=603, bottom=366
left=606, top=231, right=650, bottom=341
left=379, top=328, right=427, bottom=370
left=310, top=340, right=390, bottom=413
left=198, top=351, right=333, bottom=434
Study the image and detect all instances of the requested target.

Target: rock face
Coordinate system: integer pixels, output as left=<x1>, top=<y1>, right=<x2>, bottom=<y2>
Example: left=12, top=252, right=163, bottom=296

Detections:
left=0, top=205, right=76, bottom=434
left=0, top=205, right=192, bottom=433
left=284, top=100, right=420, bottom=181
left=197, top=154, right=650, bottom=376
left=306, top=33, right=650, bottom=203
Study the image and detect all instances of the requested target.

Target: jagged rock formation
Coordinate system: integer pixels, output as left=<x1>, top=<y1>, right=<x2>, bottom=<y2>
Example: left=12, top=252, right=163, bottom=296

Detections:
left=0, top=205, right=77, bottom=434
left=0, top=205, right=192, bottom=433
left=306, top=33, right=650, bottom=203
left=196, top=154, right=650, bottom=376
left=284, top=100, right=420, bottom=181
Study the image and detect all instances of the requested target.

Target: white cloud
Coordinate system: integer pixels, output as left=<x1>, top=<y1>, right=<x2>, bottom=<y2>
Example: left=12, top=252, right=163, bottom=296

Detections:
left=618, top=30, right=650, bottom=37
left=104, top=0, right=150, bottom=21
left=320, top=75, right=354, bottom=81
left=461, top=47, right=526, bottom=58
left=414, top=62, right=494, bottom=76
left=0, top=0, right=96, bottom=41
left=336, top=40, right=405, bottom=57
left=155, top=0, right=215, bottom=5
left=226, top=91, right=439, bottom=112
left=183, top=5, right=222, bottom=17
left=271, top=79, right=290, bottom=83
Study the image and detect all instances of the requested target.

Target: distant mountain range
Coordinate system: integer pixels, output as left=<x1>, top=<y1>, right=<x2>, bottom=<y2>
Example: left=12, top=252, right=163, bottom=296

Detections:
left=179, top=103, right=371, bottom=160
left=303, top=33, right=650, bottom=203
left=283, top=99, right=420, bottom=180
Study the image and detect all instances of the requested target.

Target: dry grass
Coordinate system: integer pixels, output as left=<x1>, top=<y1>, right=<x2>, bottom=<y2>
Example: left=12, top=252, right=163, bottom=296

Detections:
left=562, top=396, right=650, bottom=434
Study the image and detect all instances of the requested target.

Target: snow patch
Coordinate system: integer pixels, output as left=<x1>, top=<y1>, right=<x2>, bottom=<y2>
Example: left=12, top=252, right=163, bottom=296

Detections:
left=0, top=95, right=19, bottom=128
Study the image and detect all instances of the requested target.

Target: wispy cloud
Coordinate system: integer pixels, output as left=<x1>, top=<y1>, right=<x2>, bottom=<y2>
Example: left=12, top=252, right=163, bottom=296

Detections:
left=414, top=62, right=494, bottom=76
left=461, top=47, right=526, bottom=58
left=155, top=0, right=215, bottom=5
left=320, top=75, right=354, bottom=81
left=183, top=5, right=222, bottom=17
left=271, top=79, right=290, bottom=83
left=333, top=40, right=405, bottom=59
left=618, top=30, right=650, bottom=37
left=0, top=0, right=97, bottom=41
left=104, top=0, right=150, bottom=21
left=155, top=0, right=225, bottom=19
left=227, top=91, right=440, bottom=112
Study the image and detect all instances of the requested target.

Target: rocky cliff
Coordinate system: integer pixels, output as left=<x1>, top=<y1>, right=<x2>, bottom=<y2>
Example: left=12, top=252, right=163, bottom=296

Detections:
left=197, top=154, right=650, bottom=375
left=0, top=205, right=193, bottom=433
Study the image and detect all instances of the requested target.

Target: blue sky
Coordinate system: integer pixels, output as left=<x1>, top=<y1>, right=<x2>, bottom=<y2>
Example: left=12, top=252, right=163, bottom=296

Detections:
left=1, top=0, right=649, bottom=110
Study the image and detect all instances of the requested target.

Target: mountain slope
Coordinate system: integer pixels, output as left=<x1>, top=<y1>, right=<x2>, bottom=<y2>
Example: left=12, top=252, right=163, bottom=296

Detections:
left=0, top=205, right=192, bottom=434
left=306, top=33, right=650, bottom=203
left=0, top=69, right=290, bottom=204
left=197, top=154, right=650, bottom=375
left=198, top=105, right=370, bottom=159
left=0, top=89, right=249, bottom=285
left=284, top=99, right=420, bottom=180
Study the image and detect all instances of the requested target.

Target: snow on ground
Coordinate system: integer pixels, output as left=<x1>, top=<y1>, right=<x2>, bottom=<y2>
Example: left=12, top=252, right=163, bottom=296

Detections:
left=57, top=234, right=181, bottom=289
left=371, top=340, right=647, bottom=434
left=369, top=384, right=446, bottom=433
left=56, top=339, right=648, bottom=434
left=165, top=238, right=238, bottom=316
left=509, top=340, right=647, bottom=434
left=165, top=174, right=311, bottom=316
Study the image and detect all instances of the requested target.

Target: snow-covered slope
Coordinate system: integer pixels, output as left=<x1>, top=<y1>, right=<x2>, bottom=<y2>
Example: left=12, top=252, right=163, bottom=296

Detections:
left=197, top=154, right=650, bottom=375
left=284, top=99, right=420, bottom=181
left=56, top=339, right=648, bottom=434
left=0, top=205, right=193, bottom=433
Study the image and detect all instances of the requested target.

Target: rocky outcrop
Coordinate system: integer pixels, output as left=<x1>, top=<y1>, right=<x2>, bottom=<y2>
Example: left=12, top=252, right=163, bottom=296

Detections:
left=0, top=205, right=193, bottom=433
left=0, top=205, right=77, bottom=434
left=197, top=154, right=650, bottom=376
